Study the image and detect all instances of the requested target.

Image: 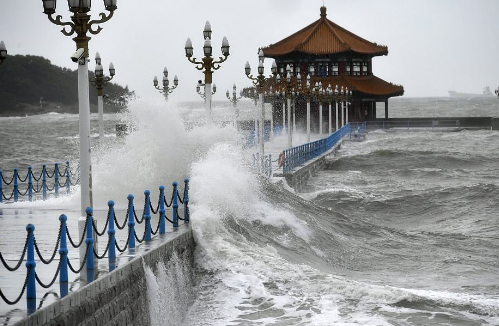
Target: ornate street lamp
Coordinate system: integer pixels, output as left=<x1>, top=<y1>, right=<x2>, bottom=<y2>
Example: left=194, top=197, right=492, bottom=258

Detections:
left=185, top=21, right=229, bottom=123
left=90, top=52, right=115, bottom=139
left=153, top=67, right=179, bottom=102
left=245, top=49, right=271, bottom=158
left=227, top=84, right=243, bottom=129
left=41, top=0, right=118, bottom=218
left=196, top=80, right=216, bottom=99
left=0, top=41, right=7, bottom=65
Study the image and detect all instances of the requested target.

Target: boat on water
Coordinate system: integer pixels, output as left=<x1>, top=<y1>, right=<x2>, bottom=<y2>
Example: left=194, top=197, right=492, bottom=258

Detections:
left=448, top=86, right=494, bottom=98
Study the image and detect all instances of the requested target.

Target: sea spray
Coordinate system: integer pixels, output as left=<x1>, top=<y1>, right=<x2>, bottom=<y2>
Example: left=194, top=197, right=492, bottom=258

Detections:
left=145, top=251, right=194, bottom=326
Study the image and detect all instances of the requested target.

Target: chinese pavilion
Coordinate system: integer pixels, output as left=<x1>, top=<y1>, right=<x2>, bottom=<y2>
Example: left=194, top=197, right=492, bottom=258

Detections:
left=261, top=6, right=403, bottom=128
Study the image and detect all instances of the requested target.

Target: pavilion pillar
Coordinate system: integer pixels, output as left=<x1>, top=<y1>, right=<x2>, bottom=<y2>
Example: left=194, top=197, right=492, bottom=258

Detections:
left=373, top=102, right=377, bottom=119
left=385, top=99, right=389, bottom=119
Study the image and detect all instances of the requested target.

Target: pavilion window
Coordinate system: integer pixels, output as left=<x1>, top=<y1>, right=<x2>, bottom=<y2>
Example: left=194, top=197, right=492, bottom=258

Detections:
left=318, top=62, right=328, bottom=77
left=309, top=63, right=315, bottom=76
left=346, top=62, right=351, bottom=76
left=353, top=62, right=361, bottom=76
left=332, top=62, right=339, bottom=76
left=362, top=62, right=368, bottom=76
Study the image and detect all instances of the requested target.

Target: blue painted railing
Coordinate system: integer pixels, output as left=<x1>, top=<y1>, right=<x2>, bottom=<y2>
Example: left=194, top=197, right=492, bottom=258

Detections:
left=0, top=179, right=190, bottom=313
left=282, top=123, right=351, bottom=174
left=0, top=162, right=78, bottom=203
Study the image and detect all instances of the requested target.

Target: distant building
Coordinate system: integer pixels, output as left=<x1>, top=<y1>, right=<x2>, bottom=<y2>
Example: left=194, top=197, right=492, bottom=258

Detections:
left=259, top=6, right=403, bottom=128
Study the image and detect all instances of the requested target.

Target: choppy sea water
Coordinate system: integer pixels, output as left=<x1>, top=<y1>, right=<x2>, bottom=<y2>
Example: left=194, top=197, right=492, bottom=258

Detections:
left=0, top=97, right=498, bottom=325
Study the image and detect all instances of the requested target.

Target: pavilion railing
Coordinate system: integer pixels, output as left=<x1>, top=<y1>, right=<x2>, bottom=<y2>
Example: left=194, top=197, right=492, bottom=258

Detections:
left=282, top=123, right=351, bottom=174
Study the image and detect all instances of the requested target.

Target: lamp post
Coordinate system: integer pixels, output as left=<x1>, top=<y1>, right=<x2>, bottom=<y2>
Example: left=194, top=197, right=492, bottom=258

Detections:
left=41, top=0, right=117, bottom=218
left=196, top=80, right=216, bottom=99
left=324, top=84, right=334, bottom=134
left=153, top=67, right=178, bottom=102
left=275, top=64, right=299, bottom=148
left=313, top=81, right=325, bottom=136
left=0, top=41, right=6, bottom=65
left=268, top=86, right=285, bottom=137
left=226, top=84, right=243, bottom=127
left=302, top=74, right=313, bottom=142
left=185, top=21, right=230, bottom=124
left=245, top=49, right=270, bottom=159
left=90, top=52, right=115, bottom=139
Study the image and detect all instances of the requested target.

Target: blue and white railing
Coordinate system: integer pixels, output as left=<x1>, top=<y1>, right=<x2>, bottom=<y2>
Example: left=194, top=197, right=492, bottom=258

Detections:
left=282, top=123, right=351, bottom=174
left=0, top=162, right=79, bottom=203
left=0, top=179, right=189, bottom=313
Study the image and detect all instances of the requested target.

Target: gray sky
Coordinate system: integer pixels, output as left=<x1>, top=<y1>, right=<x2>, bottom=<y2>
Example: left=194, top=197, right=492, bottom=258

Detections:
left=1, top=0, right=498, bottom=101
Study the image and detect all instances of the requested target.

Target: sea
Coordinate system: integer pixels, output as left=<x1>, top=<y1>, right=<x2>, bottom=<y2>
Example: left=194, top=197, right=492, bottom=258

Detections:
left=0, top=96, right=498, bottom=326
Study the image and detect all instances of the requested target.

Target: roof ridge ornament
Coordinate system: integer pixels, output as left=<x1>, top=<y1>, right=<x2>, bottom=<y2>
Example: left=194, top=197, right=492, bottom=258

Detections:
left=320, top=6, right=327, bottom=18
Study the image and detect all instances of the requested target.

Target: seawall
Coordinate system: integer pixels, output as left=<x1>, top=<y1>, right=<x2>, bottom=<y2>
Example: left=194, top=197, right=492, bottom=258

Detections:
left=15, top=224, right=194, bottom=326
left=371, top=117, right=493, bottom=129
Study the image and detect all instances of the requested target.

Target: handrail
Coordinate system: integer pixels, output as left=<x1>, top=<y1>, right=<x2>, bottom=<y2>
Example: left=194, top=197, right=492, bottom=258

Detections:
left=0, top=161, right=78, bottom=203
left=282, top=123, right=351, bottom=174
left=0, top=178, right=190, bottom=312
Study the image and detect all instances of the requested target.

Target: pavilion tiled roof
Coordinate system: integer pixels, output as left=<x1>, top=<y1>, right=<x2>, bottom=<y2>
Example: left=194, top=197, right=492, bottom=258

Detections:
left=262, top=7, right=388, bottom=57
left=328, top=75, right=404, bottom=97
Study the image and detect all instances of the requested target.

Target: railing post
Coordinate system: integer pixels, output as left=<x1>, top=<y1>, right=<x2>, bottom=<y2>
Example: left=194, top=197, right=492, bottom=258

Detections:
left=268, top=155, right=272, bottom=178
left=407, top=121, right=409, bottom=130
left=144, top=190, right=151, bottom=241
left=283, top=150, right=286, bottom=174
left=0, top=170, right=3, bottom=203
left=54, top=163, right=59, bottom=198
left=66, top=161, right=71, bottom=195
left=127, top=195, right=135, bottom=250
left=159, top=186, right=166, bottom=233
left=59, top=215, right=68, bottom=283
left=26, top=224, right=36, bottom=300
left=172, top=182, right=178, bottom=228
left=13, top=168, right=18, bottom=202
left=183, top=179, right=190, bottom=223
left=28, top=167, right=33, bottom=202
left=107, top=201, right=116, bottom=261
left=42, top=164, right=47, bottom=201
left=85, top=207, right=94, bottom=270
left=59, top=214, right=69, bottom=298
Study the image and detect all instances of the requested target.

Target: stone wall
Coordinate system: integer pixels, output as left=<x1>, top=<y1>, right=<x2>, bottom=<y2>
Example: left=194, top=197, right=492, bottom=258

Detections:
left=15, top=226, right=194, bottom=326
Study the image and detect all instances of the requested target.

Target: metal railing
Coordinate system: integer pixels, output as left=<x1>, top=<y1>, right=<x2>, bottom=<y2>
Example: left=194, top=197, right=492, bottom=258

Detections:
left=0, top=162, right=79, bottom=203
left=282, top=123, right=351, bottom=174
left=0, top=179, right=190, bottom=313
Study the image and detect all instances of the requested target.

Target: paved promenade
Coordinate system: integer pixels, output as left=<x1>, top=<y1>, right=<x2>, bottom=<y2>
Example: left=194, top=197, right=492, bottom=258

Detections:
left=0, top=206, right=184, bottom=325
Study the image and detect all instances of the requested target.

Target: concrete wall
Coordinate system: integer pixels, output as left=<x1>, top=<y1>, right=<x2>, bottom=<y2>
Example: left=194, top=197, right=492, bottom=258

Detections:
left=15, top=226, right=194, bottom=326
left=492, top=118, right=499, bottom=130
left=371, top=117, right=492, bottom=129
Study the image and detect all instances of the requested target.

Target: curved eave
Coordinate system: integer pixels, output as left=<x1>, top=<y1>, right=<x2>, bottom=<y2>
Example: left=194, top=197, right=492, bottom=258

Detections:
left=262, top=48, right=388, bottom=59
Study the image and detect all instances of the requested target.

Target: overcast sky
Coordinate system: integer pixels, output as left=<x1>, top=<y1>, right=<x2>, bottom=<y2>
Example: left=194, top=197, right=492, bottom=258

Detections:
left=1, top=0, right=498, bottom=101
